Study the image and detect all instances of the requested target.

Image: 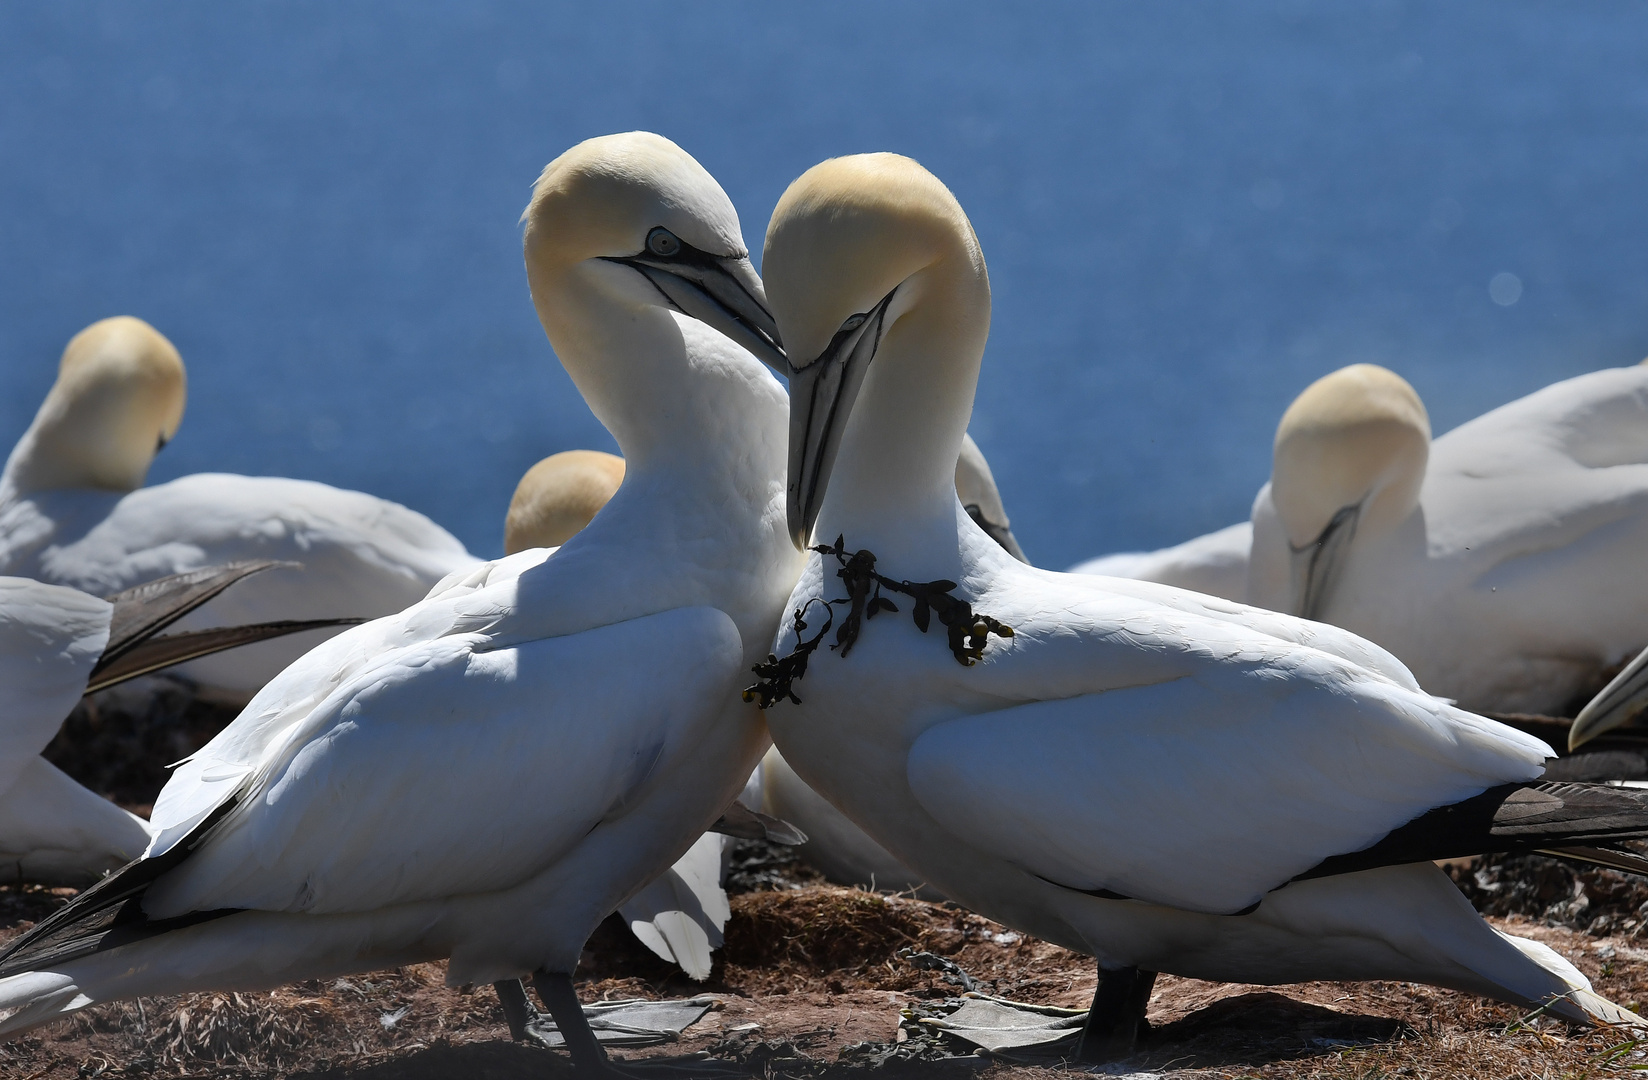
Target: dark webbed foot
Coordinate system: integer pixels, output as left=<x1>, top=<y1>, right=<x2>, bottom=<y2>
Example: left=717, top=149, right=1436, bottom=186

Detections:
left=1075, top=965, right=1156, bottom=1063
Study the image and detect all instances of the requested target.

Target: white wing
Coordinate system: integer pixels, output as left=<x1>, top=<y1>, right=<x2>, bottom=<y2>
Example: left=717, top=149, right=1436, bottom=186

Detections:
left=0, top=578, right=109, bottom=791
left=908, top=599, right=1549, bottom=916
left=8, top=474, right=480, bottom=695
left=140, top=601, right=741, bottom=918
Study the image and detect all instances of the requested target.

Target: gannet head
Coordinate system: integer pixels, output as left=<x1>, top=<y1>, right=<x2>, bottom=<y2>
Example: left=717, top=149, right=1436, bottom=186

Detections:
left=5, top=316, right=186, bottom=494
left=503, top=449, right=626, bottom=554
left=1270, top=363, right=1430, bottom=620
left=764, top=153, right=990, bottom=548
left=955, top=433, right=1028, bottom=563
left=522, top=131, right=784, bottom=373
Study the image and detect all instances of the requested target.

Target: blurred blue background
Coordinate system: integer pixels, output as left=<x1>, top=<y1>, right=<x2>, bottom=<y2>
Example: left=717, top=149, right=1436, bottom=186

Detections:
left=3, top=2, right=1646, bottom=568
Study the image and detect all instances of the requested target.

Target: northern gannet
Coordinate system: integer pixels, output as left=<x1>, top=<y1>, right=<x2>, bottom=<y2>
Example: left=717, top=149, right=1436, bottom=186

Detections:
left=0, top=563, right=355, bottom=883
left=504, top=450, right=626, bottom=555
left=1069, top=521, right=1251, bottom=601
left=0, top=132, right=799, bottom=1077
left=0, top=317, right=482, bottom=703
left=754, top=152, right=1648, bottom=1059
left=1247, top=362, right=1648, bottom=720
left=502, top=448, right=736, bottom=982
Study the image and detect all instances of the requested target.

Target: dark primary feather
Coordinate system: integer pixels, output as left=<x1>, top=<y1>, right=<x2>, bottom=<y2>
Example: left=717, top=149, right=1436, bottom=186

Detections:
left=85, top=618, right=364, bottom=694
left=0, top=793, right=245, bottom=977
left=97, top=560, right=296, bottom=668
left=1297, top=782, right=1648, bottom=881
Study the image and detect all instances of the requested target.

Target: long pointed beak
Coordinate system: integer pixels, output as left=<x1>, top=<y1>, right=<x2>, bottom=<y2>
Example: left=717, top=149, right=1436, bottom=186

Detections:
left=1288, top=502, right=1360, bottom=622
left=1569, top=645, right=1648, bottom=749
left=786, top=292, right=894, bottom=549
left=621, top=254, right=788, bottom=374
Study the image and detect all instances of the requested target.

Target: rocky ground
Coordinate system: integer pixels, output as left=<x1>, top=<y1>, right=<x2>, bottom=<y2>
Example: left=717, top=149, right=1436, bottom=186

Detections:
left=3, top=680, right=1647, bottom=1078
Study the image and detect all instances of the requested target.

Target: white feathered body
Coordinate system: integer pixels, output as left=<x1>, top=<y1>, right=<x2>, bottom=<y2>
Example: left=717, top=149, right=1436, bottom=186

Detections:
left=0, top=473, right=481, bottom=700
left=0, top=317, right=801, bottom=1033
left=1250, top=366, right=1648, bottom=714
left=766, top=506, right=1618, bottom=1019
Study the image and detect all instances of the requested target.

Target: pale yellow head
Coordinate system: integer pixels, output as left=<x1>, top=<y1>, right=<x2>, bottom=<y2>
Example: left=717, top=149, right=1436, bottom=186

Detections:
left=4, top=316, right=186, bottom=495
left=518, top=133, right=784, bottom=464
left=1271, top=363, right=1430, bottom=551
left=763, top=154, right=991, bottom=548
left=503, top=450, right=626, bottom=554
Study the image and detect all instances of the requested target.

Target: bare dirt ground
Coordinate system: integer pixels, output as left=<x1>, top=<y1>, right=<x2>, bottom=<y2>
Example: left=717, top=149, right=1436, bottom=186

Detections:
left=4, top=681, right=1648, bottom=1079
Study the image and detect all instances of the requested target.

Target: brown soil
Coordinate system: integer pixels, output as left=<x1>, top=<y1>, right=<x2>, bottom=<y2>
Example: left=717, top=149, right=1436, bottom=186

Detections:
left=7, top=683, right=1648, bottom=1077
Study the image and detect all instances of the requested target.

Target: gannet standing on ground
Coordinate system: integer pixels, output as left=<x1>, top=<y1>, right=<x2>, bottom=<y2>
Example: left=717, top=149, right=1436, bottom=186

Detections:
left=0, top=132, right=799, bottom=1077
left=1247, top=362, right=1648, bottom=718
left=1069, top=521, right=1251, bottom=601
left=0, top=564, right=358, bottom=884
left=754, top=153, right=1648, bottom=1060
left=0, top=317, right=481, bottom=703
left=502, top=448, right=735, bottom=982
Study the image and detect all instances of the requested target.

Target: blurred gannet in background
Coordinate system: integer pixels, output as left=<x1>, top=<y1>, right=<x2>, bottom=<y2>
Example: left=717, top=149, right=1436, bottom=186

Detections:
left=754, top=152, right=1648, bottom=1061
left=1248, top=362, right=1648, bottom=719
left=0, top=317, right=482, bottom=703
left=0, top=131, right=800, bottom=1077
left=504, top=450, right=626, bottom=554
left=1069, top=521, right=1250, bottom=601
left=0, top=563, right=356, bottom=884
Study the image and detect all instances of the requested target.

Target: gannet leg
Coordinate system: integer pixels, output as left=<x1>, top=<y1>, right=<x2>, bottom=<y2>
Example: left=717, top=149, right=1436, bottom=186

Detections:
left=494, top=978, right=562, bottom=1049
left=1075, top=964, right=1156, bottom=1063
left=530, top=970, right=751, bottom=1078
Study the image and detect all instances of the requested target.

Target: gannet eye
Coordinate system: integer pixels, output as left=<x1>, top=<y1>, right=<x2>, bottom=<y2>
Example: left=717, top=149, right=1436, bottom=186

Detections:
left=646, top=227, right=682, bottom=257
left=840, top=313, right=868, bottom=332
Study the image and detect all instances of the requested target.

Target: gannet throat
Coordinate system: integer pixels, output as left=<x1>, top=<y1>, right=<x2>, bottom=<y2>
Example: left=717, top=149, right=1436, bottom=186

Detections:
left=786, top=289, right=897, bottom=548
left=601, top=226, right=786, bottom=373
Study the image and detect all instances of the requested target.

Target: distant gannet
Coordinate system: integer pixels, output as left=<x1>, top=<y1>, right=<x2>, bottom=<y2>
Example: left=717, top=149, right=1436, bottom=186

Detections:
left=0, top=317, right=481, bottom=702
left=754, top=152, right=1648, bottom=1060
left=0, top=132, right=799, bottom=1077
left=1247, top=362, right=1648, bottom=718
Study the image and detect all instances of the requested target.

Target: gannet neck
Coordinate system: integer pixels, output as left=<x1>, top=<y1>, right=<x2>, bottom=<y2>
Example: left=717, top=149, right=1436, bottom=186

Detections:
left=504, top=450, right=626, bottom=553
left=1272, top=363, right=1430, bottom=549
left=524, top=132, right=786, bottom=473
left=2, top=317, right=185, bottom=501
left=763, top=153, right=990, bottom=567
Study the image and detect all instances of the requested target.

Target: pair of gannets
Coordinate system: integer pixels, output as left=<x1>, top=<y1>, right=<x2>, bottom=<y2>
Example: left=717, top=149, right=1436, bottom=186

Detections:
left=1075, top=360, right=1648, bottom=725
left=746, top=152, right=1648, bottom=1057
left=0, top=318, right=481, bottom=702
left=0, top=563, right=355, bottom=884
left=511, top=440, right=1023, bottom=898
left=0, top=132, right=799, bottom=1075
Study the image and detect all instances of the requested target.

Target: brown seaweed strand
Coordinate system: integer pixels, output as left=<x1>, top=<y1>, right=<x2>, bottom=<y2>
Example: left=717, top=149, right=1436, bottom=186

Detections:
left=744, top=535, right=1014, bottom=710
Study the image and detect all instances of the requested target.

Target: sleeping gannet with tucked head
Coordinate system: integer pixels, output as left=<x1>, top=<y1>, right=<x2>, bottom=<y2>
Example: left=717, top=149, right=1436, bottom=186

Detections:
left=504, top=450, right=627, bottom=554
left=0, top=317, right=481, bottom=703
left=0, top=131, right=799, bottom=1077
left=756, top=152, right=1648, bottom=1060
left=1247, top=362, right=1648, bottom=720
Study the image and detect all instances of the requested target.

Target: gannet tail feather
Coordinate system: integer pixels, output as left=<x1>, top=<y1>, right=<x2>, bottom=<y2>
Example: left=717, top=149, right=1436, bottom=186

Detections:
left=1495, top=931, right=1647, bottom=1028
